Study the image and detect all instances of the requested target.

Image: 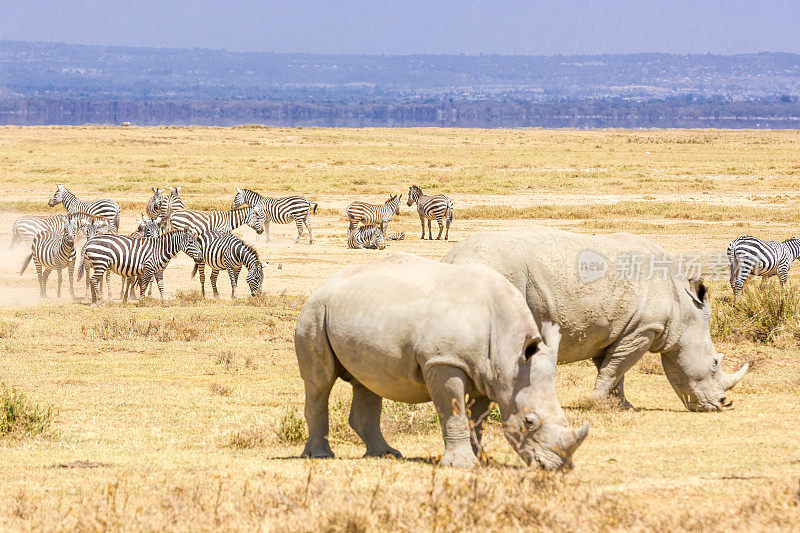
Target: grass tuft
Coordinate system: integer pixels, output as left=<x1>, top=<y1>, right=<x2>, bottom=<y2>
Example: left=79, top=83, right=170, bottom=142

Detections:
left=0, top=320, right=20, bottom=339
left=0, top=384, right=57, bottom=438
left=225, top=427, right=269, bottom=449
left=82, top=315, right=207, bottom=341
left=276, top=408, right=307, bottom=445
left=712, top=283, right=800, bottom=344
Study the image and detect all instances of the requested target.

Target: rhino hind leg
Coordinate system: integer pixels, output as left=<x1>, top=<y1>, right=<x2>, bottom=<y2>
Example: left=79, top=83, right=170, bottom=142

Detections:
left=348, top=381, right=402, bottom=458
left=296, top=305, right=338, bottom=459
left=592, top=356, right=632, bottom=410
left=425, top=366, right=479, bottom=468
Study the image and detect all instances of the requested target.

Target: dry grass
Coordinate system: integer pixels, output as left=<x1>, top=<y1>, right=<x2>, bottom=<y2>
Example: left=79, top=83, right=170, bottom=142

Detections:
left=0, top=384, right=57, bottom=438
left=712, top=282, right=800, bottom=345
left=1, top=127, right=799, bottom=530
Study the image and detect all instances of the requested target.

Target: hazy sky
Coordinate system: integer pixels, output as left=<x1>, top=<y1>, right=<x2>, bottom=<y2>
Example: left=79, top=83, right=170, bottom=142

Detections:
left=2, top=1, right=799, bottom=55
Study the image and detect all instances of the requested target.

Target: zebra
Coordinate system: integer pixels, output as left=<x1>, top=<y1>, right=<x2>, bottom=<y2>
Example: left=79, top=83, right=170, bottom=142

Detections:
left=191, top=231, right=265, bottom=298
left=19, top=217, right=79, bottom=298
left=346, top=194, right=402, bottom=234
left=10, top=212, right=114, bottom=248
left=168, top=205, right=267, bottom=236
left=146, top=187, right=167, bottom=220
left=158, top=186, right=186, bottom=230
left=407, top=185, right=454, bottom=240
left=347, top=227, right=405, bottom=250
left=348, top=225, right=386, bottom=250
left=727, top=235, right=800, bottom=294
left=48, top=184, right=121, bottom=232
left=78, top=228, right=201, bottom=304
left=119, top=215, right=163, bottom=301
left=231, top=188, right=318, bottom=243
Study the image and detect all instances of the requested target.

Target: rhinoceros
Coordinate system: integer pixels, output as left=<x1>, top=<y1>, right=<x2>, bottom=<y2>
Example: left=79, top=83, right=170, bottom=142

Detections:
left=442, top=226, right=749, bottom=412
left=295, top=253, right=589, bottom=469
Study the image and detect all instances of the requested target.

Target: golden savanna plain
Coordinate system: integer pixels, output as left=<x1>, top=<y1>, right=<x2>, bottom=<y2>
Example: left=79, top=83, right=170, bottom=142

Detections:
left=0, top=126, right=799, bottom=531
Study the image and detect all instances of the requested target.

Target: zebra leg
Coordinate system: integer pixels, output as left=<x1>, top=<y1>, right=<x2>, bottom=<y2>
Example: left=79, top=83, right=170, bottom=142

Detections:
left=35, top=263, right=45, bottom=298
left=57, top=268, right=63, bottom=298
left=68, top=262, right=75, bottom=298
left=304, top=218, right=314, bottom=244
left=153, top=271, right=166, bottom=304
left=445, top=213, right=451, bottom=241
left=427, top=220, right=433, bottom=240
left=119, top=276, right=127, bottom=300
left=419, top=214, right=425, bottom=239
left=733, top=264, right=752, bottom=297
left=197, top=263, right=206, bottom=297
left=210, top=269, right=220, bottom=299
left=295, top=219, right=303, bottom=244
left=42, top=268, right=53, bottom=298
left=348, top=379, right=401, bottom=458
left=264, top=220, right=271, bottom=243
left=227, top=266, right=239, bottom=299
left=105, top=270, right=112, bottom=300
left=89, top=267, right=104, bottom=304
left=435, top=217, right=444, bottom=240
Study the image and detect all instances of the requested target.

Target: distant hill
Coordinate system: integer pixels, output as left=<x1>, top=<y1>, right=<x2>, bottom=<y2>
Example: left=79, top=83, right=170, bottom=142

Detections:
left=2, top=40, right=800, bottom=128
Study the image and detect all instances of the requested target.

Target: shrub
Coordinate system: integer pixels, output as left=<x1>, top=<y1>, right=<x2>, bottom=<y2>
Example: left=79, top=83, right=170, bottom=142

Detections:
left=225, top=427, right=269, bottom=449
left=0, top=384, right=56, bottom=437
left=209, top=383, right=233, bottom=397
left=712, top=283, right=800, bottom=344
left=276, top=408, right=307, bottom=445
left=0, top=320, right=19, bottom=339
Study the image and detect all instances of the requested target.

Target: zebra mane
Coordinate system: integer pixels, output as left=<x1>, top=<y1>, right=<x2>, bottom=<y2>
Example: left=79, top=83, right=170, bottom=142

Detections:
left=240, top=240, right=260, bottom=263
left=67, top=211, right=111, bottom=224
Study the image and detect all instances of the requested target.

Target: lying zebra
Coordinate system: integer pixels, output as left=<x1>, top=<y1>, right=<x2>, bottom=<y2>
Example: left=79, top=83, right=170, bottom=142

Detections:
left=232, top=188, right=318, bottom=244
left=407, top=185, right=454, bottom=240
left=191, top=231, right=265, bottom=298
left=19, top=217, right=79, bottom=298
left=728, top=235, right=800, bottom=294
left=347, top=225, right=405, bottom=250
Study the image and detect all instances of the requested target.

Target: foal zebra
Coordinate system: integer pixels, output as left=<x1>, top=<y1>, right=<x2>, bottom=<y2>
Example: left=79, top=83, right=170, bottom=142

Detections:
left=78, top=229, right=200, bottom=303
left=48, top=184, right=121, bottom=231
left=11, top=212, right=113, bottom=248
left=191, top=232, right=265, bottom=298
left=347, top=226, right=405, bottom=250
left=727, top=235, right=800, bottom=294
left=407, top=185, right=454, bottom=240
left=168, top=206, right=266, bottom=235
left=19, top=217, right=79, bottom=298
left=119, top=215, right=163, bottom=301
left=346, top=194, right=402, bottom=233
left=232, top=188, right=318, bottom=243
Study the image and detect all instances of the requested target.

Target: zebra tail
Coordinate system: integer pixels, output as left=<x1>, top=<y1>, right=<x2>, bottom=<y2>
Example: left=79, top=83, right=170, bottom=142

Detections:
left=19, top=253, right=33, bottom=275
left=191, top=262, right=200, bottom=279
left=311, top=202, right=318, bottom=215
left=9, top=231, right=20, bottom=249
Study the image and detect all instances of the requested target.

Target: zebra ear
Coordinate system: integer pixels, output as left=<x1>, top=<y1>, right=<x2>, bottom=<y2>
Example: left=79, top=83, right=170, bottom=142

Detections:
left=236, top=187, right=243, bottom=193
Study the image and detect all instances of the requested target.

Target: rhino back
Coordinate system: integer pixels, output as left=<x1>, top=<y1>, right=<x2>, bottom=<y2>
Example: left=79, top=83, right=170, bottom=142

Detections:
left=443, top=226, right=677, bottom=363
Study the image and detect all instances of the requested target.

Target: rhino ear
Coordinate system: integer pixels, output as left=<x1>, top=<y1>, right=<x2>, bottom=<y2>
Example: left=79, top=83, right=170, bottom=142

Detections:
left=687, top=278, right=708, bottom=309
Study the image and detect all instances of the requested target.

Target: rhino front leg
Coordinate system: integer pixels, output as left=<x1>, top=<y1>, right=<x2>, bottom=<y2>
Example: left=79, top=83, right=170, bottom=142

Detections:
left=592, top=332, right=656, bottom=409
left=467, top=395, right=492, bottom=457
left=348, top=380, right=402, bottom=458
left=425, top=366, right=478, bottom=468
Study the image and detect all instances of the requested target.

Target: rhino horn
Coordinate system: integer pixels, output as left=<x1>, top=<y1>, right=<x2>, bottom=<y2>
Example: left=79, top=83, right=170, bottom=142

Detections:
left=557, top=422, right=590, bottom=458
left=721, top=362, right=749, bottom=391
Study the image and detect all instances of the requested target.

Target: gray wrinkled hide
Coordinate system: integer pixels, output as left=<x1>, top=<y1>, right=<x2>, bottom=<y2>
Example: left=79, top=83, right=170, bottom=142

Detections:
left=295, top=253, right=589, bottom=468
left=442, top=226, right=748, bottom=412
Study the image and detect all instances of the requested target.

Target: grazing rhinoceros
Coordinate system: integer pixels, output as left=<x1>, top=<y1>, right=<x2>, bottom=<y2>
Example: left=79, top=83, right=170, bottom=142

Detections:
left=295, top=253, right=589, bottom=469
left=442, top=226, right=749, bottom=412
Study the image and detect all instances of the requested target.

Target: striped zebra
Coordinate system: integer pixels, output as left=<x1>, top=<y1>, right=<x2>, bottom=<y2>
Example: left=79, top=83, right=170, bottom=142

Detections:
left=347, top=227, right=406, bottom=250
left=158, top=186, right=186, bottom=230
left=346, top=194, right=402, bottom=233
left=78, top=229, right=200, bottom=304
left=231, top=188, right=318, bottom=244
left=119, top=215, right=163, bottom=301
left=191, top=231, right=265, bottom=298
left=19, top=217, right=79, bottom=298
left=146, top=187, right=167, bottom=220
left=48, top=184, right=121, bottom=231
left=11, top=212, right=114, bottom=247
left=169, top=206, right=266, bottom=236
left=407, top=185, right=454, bottom=240
left=727, top=235, right=800, bottom=294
